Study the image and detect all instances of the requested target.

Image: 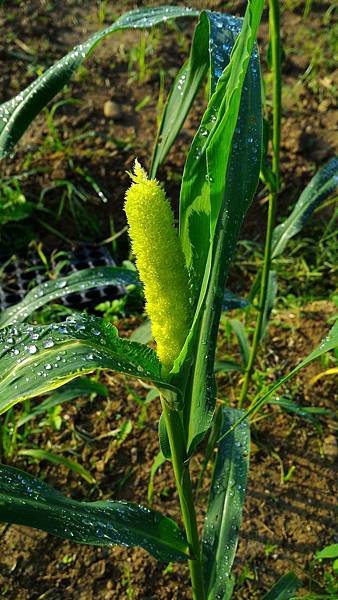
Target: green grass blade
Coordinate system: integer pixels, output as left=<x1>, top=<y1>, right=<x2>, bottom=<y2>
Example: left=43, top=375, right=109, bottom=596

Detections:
left=0, top=313, right=176, bottom=415
left=0, top=266, right=139, bottom=329
left=150, top=12, right=210, bottom=177
left=272, top=157, right=338, bottom=259
left=18, top=449, right=96, bottom=484
left=262, top=572, right=301, bottom=600
left=218, top=318, right=338, bottom=443
left=251, top=317, right=338, bottom=416
left=16, top=378, right=107, bottom=428
left=0, top=463, right=190, bottom=562
left=258, top=269, right=277, bottom=342
left=202, top=408, right=250, bottom=600
left=229, top=319, right=251, bottom=367
left=147, top=451, right=166, bottom=505
left=0, top=6, right=198, bottom=159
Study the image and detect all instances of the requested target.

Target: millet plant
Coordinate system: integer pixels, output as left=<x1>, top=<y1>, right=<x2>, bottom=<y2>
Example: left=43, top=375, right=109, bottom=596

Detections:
left=0, top=2, right=337, bottom=599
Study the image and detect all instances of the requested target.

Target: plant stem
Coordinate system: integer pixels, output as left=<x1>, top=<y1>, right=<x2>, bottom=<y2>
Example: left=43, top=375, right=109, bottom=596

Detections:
left=160, top=395, right=205, bottom=600
left=238, top=0, right=281, bottom=408
left=238, top=189, right=277, bottom=407
left=269, top=0, right=281, bottom=188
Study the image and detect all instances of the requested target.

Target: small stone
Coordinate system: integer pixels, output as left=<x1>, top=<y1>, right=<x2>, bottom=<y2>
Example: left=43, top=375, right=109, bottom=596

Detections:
left=96, top=460, right=105, bottom=473
left=318, top=99, right=331, bottom=113
left=323, top=434, right=338, bottom=461
left=89, top=559, right=106, bottom=579
left=103, top=100, right=121, bottom=119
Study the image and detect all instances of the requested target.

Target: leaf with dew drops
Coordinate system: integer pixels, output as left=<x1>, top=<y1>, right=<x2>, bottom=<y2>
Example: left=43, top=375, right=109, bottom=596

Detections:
left=202, top=407, right=250, bottom=600
left=0, top=313, right=177, bottom=415
left=0, top=463, right=190, bottom=562
left=0, top=6, right=198, bottom=159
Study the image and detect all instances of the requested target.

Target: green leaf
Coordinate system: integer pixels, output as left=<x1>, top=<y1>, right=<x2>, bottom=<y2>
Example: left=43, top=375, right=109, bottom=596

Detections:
left=262, top=572, right=301, bottom=600
left=229, top=319, right=251, bottom=368
left=270, top=397, right=333, bottom=425
left=223, top=289, right=249, bottom=311
left=272, top=157, right=338, bottom=259
left=0, top=266, right=139, bottom=329
left=315, top=544, right=338, bottom=560
left=175, top=0, right=264, bottom=453
left=258, top=270, right=277, bottom=341
left=150, top=12, right=209, bottom=177
left=147, top=451, right=166, bottom=505
left=179, top=8, right=263, bottom=304
left=17, top=449, right=96, bottom=484
left=214, top=360, right=243, bottom=373
left=251, top=318, right=338, bottom=416
left=16, top=378, right=107, bottom=428
left=0, top=6, right=198, bottom=159
left=202, top=408, right=250, bottom=600
left=218, top=318, right=338, bottom=444
left=0, top=313, right=175, bottom=415
left=158, top=413, right=172, bottom=459
left=0, top=463, right=189, bottom=562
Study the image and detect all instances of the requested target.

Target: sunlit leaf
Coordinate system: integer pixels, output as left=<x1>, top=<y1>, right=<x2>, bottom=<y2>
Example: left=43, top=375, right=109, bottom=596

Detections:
left=0, top=313, right=175, bottom=415
left=174, top=0, right=264, bottom=453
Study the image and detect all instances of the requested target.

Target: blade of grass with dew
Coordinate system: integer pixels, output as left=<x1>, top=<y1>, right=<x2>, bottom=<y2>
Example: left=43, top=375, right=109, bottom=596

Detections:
left=217, top=318, right=338, bottom=444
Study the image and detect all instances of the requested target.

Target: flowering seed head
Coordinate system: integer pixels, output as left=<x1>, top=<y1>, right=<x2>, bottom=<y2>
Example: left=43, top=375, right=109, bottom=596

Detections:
left=124, top=161, right=191, bottom=370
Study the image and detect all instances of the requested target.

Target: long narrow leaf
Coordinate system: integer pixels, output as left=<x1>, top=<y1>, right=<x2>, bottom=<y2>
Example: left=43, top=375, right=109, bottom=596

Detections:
left=0, top=463, right=189, bottom=562
left=16, top=378, right=107, bottom=428
left=17, top=449, right=96, bottom=484
left=262, top=572, right=301, bottom=600
left=150, top=12, right=209, bottom=177
left=272, top=157, right=338, bottom=259
left=218, top=318, right=338, bottom=443
left=0, top=266, right=139, bottom=329
left=229, top=319, right=251, bottom=367
left=202, top=408, right=250, bottom=600
left=251, top=317, right=338, bottom=416
left=0, top=6, right=198, bottom=158
left=0, top=313, right=175, bottom=415
left=175, top=0, right=264, bottom=453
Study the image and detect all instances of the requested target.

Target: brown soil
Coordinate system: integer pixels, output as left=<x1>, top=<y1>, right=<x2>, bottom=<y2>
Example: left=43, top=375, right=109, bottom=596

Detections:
left=0, top=1, right=337, bottom=599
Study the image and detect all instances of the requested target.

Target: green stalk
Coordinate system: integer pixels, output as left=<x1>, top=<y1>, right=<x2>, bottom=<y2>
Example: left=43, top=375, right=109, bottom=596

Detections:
left=160, top=393, right=205, bottom=600
left=239, top=0, right=281, bottom=408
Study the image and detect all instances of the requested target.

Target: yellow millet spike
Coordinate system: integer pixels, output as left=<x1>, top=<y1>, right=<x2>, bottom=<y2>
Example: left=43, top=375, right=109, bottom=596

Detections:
left=124, top=160, right=191, bottom=370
